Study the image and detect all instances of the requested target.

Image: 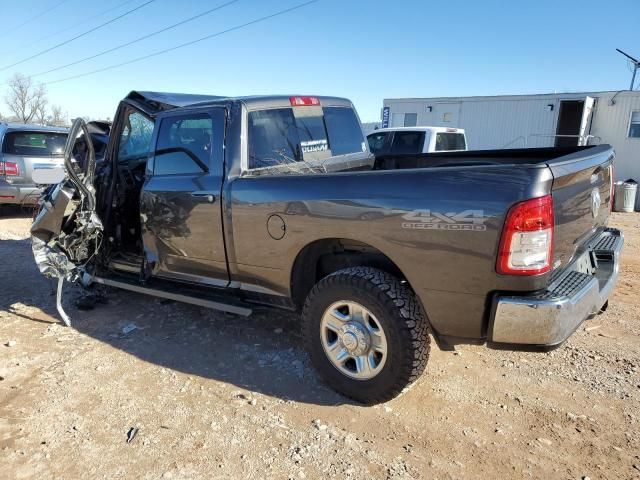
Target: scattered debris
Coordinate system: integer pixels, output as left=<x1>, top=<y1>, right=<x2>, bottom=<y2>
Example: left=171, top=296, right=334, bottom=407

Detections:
left=584, top=325, right=601, bottom=332
left=122, top=323, right=138, bottom=335
left=537, top=438, right=553, bottom=446
left=598, top=332, right=620, bottom=339
left=2, top=210, right=640, bottom=479
left=126, top=427, right=139, bottom=444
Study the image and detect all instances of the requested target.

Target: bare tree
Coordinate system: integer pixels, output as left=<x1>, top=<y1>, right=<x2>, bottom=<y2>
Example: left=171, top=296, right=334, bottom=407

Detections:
left=35, top=98, right=48, bottom=125
left=49, top=104, right=67, bottom=127
left=4, top=73, right=48, bottom=124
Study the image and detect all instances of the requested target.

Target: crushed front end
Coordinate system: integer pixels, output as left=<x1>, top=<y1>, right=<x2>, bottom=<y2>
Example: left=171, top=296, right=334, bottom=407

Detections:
left=30, top=119, right=103, bottom=325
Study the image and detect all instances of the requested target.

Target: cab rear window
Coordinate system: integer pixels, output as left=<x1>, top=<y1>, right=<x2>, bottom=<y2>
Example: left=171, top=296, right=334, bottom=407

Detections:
left=435, top=132, right=466, bottom=151
left=248, top=106, right=364, bottom=169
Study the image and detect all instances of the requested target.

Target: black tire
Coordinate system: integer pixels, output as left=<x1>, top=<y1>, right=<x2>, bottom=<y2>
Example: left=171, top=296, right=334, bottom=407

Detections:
left=302, top=266, right=430, bottom=404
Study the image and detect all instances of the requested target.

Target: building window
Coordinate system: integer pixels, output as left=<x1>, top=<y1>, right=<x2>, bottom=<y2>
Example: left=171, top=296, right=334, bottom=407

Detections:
left=629, top=111, right=640, bottom=138
left=404, top=113, right=418, bottom=127
left=391, top=113, right=404, bottom=127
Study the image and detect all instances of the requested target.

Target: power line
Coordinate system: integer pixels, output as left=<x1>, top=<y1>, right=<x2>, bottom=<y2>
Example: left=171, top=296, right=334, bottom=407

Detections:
left=30, top=0, right=242, bottom=78
left=44, top=0, right=319, bottom=86
left=0, top=0, right=156, bottom=72
left=20, top=0, right=139, bottom=52
left=0, top=0, right=72, bottom=38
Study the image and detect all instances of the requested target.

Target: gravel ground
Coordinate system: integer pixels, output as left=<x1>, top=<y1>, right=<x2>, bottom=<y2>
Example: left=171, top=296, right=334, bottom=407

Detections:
left=1, top=210, right=639, bottom=479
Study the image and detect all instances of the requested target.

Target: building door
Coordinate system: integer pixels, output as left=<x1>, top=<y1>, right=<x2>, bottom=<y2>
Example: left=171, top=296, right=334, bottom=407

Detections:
left=555, top=100, right=584, bottom=147
left=578, top=96, right=596, bottom=145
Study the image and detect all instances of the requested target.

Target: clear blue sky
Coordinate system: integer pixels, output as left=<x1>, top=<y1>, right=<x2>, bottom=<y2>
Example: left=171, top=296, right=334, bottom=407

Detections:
left=1, top=0, right=639, bottom=122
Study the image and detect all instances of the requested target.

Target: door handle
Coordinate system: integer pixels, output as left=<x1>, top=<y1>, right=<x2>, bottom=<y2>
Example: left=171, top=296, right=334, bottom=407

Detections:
left=191, top=191, right=216, bottom=203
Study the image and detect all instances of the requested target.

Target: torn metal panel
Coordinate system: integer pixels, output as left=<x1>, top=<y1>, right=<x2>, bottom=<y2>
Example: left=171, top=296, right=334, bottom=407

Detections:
left=30, top=118, right=104, bottom=326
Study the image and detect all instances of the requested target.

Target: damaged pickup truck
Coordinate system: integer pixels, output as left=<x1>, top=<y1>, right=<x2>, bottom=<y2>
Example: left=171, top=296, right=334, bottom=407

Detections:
left=31, top=91, right=623, bottom=403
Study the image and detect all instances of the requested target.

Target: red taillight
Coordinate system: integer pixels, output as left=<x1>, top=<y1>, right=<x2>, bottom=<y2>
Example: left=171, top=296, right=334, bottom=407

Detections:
left=290, top=96, right=321, bottom=106
left=0, top=161, right=19, bottom=176
left=497, top=195, right=554, bottom=276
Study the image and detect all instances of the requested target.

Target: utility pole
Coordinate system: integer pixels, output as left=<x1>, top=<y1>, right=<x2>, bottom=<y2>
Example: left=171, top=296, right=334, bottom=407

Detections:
left=616, top=48, right=640, bottom=90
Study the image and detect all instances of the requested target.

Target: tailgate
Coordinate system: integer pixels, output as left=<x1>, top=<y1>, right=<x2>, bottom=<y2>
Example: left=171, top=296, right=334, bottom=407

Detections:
left=548, top=145, right=614, bottom=270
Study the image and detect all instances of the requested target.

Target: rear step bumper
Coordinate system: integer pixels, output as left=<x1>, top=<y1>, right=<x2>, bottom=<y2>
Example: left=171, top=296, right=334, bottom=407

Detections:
left=489, top=228, right=623, bottom=349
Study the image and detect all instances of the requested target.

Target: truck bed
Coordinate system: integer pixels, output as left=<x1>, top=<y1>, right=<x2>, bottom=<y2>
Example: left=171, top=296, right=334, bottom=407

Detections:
left=373, top=145, right=598, bottom=170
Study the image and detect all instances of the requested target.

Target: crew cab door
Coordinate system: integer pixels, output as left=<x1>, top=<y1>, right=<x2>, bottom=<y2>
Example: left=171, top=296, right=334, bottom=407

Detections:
left=140, top=107, right=228, bottom=286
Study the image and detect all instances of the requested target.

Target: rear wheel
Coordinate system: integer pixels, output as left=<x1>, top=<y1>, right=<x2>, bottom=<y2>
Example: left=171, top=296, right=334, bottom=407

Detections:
left=302, top=267, right=430, bottom=404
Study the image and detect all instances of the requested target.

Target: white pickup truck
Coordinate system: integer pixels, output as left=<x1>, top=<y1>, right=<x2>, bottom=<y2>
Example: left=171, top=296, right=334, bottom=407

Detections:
left=367, top=126, right=467, bottom=155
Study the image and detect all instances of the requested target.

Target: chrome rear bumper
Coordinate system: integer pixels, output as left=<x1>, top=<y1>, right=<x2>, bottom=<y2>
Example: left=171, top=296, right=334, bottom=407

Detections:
left=0, top=183, right=42, bottom=205
left=490, top=228, right=623, bottom=347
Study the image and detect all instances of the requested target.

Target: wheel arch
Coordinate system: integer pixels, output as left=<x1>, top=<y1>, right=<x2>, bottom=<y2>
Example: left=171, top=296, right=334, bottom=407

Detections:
left=289, top=237, right=409, bottom=309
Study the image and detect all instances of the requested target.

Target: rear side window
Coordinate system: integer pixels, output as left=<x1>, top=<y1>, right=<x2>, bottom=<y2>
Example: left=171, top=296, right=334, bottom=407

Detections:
left=2, top=131, right=67, bottom=156
left=248, top=106, right=365, bottom=169
left=435, top=132, right=466, bottom=151
left=155, top=113, right=213, bottom=175
left=323, top=107, right=365, bottom=156
left=390, top=131, right=425, bottom=154
left=367, top=132, right=390, bottom=155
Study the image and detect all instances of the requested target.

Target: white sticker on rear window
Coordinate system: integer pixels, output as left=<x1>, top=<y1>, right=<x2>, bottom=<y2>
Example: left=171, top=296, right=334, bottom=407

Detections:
left=300, top=139, right=328, bottom=154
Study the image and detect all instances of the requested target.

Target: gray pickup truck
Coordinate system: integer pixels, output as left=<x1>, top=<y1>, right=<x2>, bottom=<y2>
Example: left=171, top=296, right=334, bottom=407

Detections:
left=31, top=91, right=623, bottom=404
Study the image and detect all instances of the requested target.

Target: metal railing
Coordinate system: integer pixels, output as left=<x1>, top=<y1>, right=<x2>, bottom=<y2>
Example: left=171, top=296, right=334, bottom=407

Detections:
left=500, top=134, right=602, bottom=149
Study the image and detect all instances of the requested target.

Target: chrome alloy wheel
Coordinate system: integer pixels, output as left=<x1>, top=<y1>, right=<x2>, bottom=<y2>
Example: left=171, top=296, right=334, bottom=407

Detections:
left=320, top=301, right=388, bottom=380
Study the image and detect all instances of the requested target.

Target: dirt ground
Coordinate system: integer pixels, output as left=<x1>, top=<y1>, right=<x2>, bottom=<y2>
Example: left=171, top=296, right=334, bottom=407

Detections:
left=1, top=210, right=639, bottom=480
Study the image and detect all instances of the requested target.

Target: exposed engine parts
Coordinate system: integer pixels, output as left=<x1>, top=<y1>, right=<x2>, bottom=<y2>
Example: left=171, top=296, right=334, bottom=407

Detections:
left=31, top=118, right=104, bottom=325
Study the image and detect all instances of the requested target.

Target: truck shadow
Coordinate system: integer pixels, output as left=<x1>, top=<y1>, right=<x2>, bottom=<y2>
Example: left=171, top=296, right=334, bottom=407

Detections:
left=0, top=205, right=38, bottom=220
left=0, top=236, right=351, bottom=407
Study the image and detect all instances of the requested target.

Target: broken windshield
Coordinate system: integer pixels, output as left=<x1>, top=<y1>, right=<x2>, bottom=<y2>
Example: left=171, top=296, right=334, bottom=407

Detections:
left=118, top=110, right=154, bottom=162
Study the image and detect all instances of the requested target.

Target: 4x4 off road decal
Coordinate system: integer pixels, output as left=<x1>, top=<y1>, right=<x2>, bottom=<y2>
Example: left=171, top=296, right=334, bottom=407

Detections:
left=401, top=210, right=487, bottom=231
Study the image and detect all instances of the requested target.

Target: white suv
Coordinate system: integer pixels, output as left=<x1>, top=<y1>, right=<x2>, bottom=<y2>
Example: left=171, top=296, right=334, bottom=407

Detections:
left=367, top=126, right=467, bottom=155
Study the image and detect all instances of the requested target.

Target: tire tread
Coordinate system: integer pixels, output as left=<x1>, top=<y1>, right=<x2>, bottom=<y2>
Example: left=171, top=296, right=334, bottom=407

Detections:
left=302, top=266, right=430, bottom=404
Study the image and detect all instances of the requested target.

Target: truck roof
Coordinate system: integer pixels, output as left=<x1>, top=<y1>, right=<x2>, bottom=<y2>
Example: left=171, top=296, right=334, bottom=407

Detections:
left=368, top=126, right=465, bottom=135
left=126, top=91, right=354, bottom=114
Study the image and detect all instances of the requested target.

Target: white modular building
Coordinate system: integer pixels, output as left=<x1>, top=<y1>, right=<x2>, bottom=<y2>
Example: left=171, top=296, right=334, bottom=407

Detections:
left=382, top=91, right=640, bottom=182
